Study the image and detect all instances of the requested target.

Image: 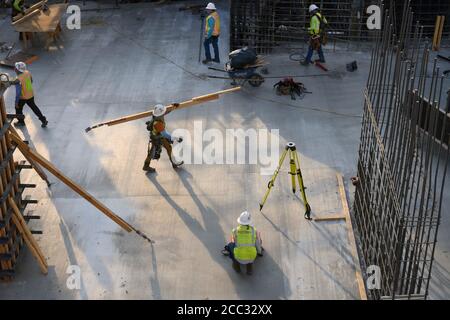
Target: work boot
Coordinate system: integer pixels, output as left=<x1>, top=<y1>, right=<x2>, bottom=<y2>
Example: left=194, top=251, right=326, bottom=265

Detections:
left=41, top=119, right=48, bottom=128
left=232, top=260, right=241, bottom=273
left=142, top=164, right=156, bottom=172
left=300, top=60, right=311, bottom=66
left=202, top=59, right=212, bottom=65
left=246, top=263, right=253, bottom=275
left=213, top=58, right=220, bottom=64
left=172, top=160, right=184, bottom=169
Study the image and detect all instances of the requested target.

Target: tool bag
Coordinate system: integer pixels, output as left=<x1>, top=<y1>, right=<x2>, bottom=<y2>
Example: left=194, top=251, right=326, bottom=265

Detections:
left=229, top=47, right=257, bottom=69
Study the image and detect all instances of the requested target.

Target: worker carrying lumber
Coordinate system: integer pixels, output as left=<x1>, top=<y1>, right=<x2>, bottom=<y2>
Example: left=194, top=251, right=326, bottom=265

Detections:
left=143, top=104, right=184, bottom=173
left=221, top=211, right=263, bottom=275
left=202, top=2, right=221, bottom=64
left=301, top=4, right=328, bottom=66
left=12, top=62, right=48, bottom=128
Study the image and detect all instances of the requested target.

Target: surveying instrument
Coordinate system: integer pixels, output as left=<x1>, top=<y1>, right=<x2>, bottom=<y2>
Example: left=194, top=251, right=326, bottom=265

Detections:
left=259, top=142, right=312, bottom=219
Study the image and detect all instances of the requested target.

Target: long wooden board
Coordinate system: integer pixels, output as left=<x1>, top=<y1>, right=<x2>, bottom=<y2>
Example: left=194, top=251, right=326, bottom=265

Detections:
left=85, top=87, right=241, bottom=132
left=9, top=131, right=133, bottom=233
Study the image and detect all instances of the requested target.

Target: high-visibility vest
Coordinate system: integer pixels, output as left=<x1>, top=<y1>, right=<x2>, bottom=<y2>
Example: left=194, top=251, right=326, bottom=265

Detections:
left=309, top=12, right=327, bottom=36
left=205, top=11, right=220, bottom=36
left=18, top=70, right=34, bottom=100
left=233, top=225, right=257, bottom=263
left=148, top=116, right=166, bottom=137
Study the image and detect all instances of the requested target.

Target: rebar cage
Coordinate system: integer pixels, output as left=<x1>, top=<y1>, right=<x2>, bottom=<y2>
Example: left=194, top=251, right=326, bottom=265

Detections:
left=353, top=3, right=450, bottom=300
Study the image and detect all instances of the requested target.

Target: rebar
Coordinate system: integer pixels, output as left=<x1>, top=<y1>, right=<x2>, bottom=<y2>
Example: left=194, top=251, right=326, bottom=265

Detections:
left=353, top=2, right=450, bottom=300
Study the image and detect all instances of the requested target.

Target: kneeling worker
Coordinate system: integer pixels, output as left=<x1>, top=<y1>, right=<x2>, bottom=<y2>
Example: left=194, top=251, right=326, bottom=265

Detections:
left=143, top=104, right=184, bottom=173
left=223, top=211, right=263, bottom=275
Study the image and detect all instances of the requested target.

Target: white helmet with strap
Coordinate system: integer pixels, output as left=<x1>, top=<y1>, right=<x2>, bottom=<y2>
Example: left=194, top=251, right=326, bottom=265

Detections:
left=14, top=62, right=27, bottom=73
left=309, top=4, right=319, bottom=13
left=206, top=2, right=216, bottom=10
left=153, top=104, right=167, bottom=117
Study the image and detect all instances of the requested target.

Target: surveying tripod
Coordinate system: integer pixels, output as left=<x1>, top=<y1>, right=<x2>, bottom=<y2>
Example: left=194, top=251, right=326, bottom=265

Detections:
left=259, top=142, right=312, bottom=219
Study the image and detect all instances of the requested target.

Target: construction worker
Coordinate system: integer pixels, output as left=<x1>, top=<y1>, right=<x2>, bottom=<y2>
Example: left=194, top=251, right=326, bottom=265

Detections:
left=202, top=2, right=221, bottom=64
left=11, top=0, right=26, bottom=19
left=143, top=104, right=183, bottom=173
left=301, top=4, right=327, bottom=66
left=222, top=211, right=263, bottom=275
left=12, top=62, right=48, bottom=128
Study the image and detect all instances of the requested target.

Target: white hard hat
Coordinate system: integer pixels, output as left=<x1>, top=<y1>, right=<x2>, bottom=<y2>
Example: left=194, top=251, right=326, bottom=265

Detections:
left=205, top=2, right=216, bottom=10
left=153, top=104, right=167, bottom=117
left=309, top=4, right=319, bottom=12
left=237, top=211, right=253, bottom=226
left=14, top=62, right=27, bottom=73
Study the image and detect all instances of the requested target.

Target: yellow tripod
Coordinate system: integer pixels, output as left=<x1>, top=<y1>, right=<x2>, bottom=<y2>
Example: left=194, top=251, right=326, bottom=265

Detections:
left=259, top=142, right=312, bottom=219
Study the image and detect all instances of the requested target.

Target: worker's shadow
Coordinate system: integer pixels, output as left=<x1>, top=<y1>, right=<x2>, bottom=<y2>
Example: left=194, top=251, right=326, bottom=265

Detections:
left=147, top=170, right=291, bottom=299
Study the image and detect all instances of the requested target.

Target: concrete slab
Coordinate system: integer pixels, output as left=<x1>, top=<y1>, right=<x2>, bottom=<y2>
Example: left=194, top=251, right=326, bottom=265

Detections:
left=0, top=1, right=447, bottom=299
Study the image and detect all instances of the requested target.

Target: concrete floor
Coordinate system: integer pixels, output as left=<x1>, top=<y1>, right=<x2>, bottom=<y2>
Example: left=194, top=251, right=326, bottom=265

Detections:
left=0, top=1, right=448, bottom=299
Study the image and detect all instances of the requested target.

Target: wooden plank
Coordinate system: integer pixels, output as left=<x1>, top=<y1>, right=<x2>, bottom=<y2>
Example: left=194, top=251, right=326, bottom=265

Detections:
left=9, top=127, right=50, bottom=186
left=0, top=51, right=38, bottom=69
left=8, top=197, right=47, bottom=274
left=12, top=0, right=48, bottom=23
left=9, top=131, right=133, bottom=233
left=85, top=87, right=241, bottom=132
left=314, top=214, right=346, bottom=222
left=336, top=173, right=367, bottom=300
left=13, top=4, right=68, bottom=33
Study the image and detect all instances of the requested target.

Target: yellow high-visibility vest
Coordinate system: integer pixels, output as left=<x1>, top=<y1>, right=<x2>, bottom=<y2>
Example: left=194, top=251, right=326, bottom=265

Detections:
left=18, top=70, right=34, bottom=100
left=233, top=225, right=257, bottom=263
left=205, top=11, right=220, bottom=36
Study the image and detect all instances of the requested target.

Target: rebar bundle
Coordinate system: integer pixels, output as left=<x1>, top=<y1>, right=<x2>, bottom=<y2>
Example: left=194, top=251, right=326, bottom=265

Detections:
left=353, top=2, right=450, bottom=300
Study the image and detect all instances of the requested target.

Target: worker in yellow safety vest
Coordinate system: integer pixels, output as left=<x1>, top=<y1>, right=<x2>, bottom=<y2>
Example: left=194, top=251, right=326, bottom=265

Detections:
left=202, top=2, right=221, bottom=64
left=12, top=62, right=48, bottom=128
left=301, top=4, right=328, bottom=66
left=222, top=211, right=263, bottom=275
left=11, top=0, right=26, bottom=19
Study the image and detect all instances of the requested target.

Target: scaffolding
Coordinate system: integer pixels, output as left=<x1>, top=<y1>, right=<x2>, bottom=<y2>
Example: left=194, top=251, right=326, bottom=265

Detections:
left=353, top=2, right=450, bottom=299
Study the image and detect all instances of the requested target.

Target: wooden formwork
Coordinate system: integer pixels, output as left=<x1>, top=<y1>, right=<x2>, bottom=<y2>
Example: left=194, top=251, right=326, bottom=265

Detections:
left=0, top=85, right=39, bottom=280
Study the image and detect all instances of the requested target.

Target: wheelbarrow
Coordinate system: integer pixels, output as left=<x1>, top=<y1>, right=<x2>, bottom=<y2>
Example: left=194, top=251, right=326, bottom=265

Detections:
left=207, top=56, right=268, bottom=87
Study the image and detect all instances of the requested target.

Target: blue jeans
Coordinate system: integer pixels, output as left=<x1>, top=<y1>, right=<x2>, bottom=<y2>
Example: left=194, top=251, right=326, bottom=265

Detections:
left=204, top=36, right=220, bottom=62
left=225, top=242, right=236, bottom=261
left=305, top=43, right=325, bottom=63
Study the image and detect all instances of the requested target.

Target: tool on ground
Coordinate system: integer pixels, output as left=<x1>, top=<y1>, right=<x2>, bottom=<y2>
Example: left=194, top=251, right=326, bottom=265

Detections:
left=8, top=129, right=154, bottom=244
left=85, top=87, right=241, bottom=132
left=273, top=77, right=311, bottom=100
left=259, top=142, right=311, bottom=220
left=437, top=54, right=450, bottom=63
left=346, top=61, right=358, bottom=72
left=313, top=60, right=328, bottom=72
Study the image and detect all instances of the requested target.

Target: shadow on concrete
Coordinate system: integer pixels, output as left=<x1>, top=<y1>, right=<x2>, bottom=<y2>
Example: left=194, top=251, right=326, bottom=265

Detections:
left=147, top=169, right=291, bottom=299
left=260, top=210, right=358, bottom=299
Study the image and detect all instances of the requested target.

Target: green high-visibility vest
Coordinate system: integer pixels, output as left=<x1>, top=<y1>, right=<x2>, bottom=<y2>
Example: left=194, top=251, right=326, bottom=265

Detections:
left=233, top=225, right=257, bottom=263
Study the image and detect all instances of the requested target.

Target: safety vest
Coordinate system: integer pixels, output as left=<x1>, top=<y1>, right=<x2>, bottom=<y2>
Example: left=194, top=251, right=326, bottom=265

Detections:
left=233, top=225, right=257, bottom=264
left=148, top=116, right=166, bottom=137
left=12, top=0, right=24, bottom=16
left=310, top=12, right=327, bottom=36
left=18, top=70, right=34, bottom=100
left=205, top=11, right=220, bottom=36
